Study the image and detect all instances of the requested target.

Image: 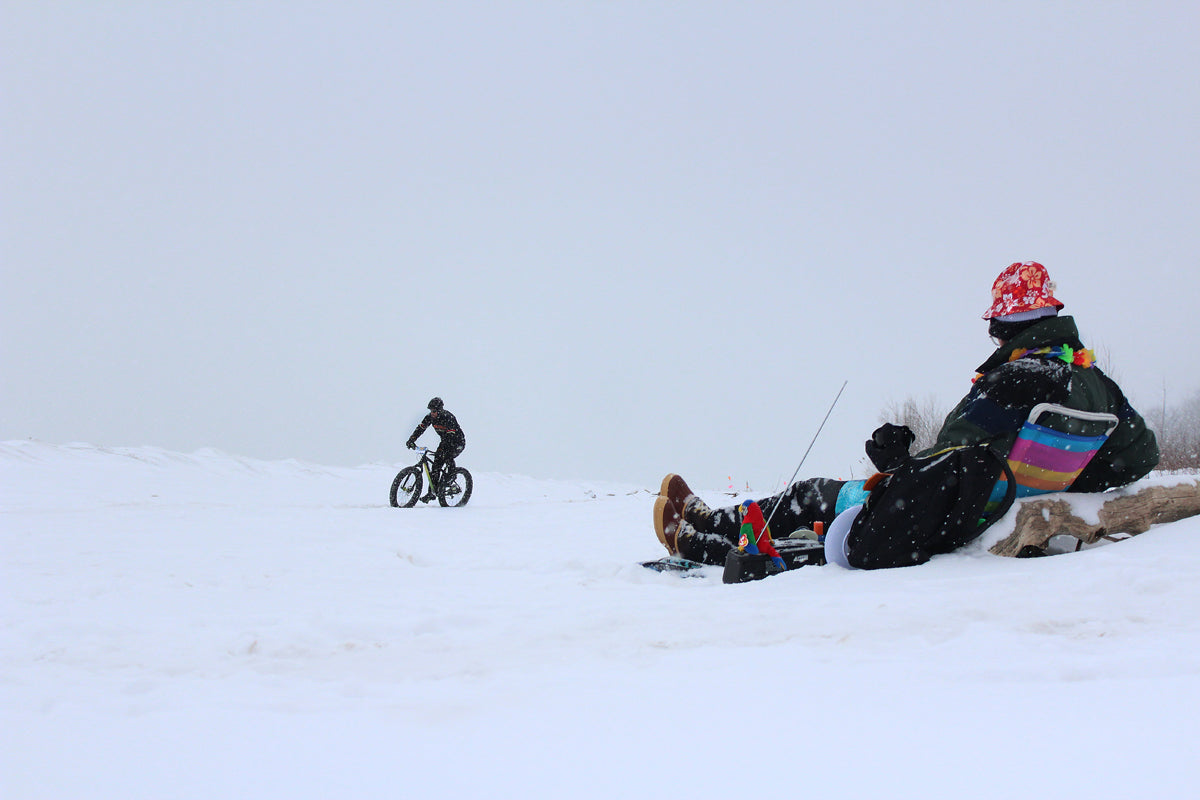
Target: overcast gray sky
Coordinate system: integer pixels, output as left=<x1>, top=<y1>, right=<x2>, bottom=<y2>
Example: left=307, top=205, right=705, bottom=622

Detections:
left=4, top=2, right=1198, bottom=491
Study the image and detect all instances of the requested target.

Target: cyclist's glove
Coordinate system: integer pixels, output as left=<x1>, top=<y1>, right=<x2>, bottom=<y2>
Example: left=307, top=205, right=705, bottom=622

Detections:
left=406, top=440, right=416, bottom=450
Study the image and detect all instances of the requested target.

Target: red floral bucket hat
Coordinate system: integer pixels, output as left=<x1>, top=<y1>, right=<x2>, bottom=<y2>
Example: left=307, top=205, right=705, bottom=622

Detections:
left=982, top=261, right=1065, bottom=320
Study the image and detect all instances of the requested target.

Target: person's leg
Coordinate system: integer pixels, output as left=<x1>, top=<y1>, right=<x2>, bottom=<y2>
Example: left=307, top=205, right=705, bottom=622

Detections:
left=422, top=443, right=454, bottom=500
left=677, top=478, right=844, bottom=565
left=446, top=441, right=465, bottom=476
left=431, top=445, right=449, bottom=484
left=689, top=478, right=844, bottom=537
left=436, top=442, right=465, bottom=488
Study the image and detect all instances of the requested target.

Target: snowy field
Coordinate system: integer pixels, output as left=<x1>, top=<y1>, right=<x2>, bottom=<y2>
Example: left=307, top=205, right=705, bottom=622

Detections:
left=3, top=441, right=1200, bottom=800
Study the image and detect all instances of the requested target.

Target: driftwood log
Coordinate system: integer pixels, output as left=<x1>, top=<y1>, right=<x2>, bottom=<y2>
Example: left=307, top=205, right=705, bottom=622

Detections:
left=990, top=481, right=1200, bottom=557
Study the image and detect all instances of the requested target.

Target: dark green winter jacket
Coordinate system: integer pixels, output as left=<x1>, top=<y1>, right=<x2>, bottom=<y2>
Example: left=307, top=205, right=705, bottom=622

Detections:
left=924, top=315, right=1159, bottom=492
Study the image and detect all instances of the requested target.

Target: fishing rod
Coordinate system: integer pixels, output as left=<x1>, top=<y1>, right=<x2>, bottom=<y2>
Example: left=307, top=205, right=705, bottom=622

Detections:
left=761, top=380, right=848, bottom=534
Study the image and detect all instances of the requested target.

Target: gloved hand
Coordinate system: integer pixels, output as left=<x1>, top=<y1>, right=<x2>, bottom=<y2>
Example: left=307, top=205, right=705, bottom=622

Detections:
left=865, top=423, right=915, bottom=472
left=406, top=440, right=417, bottom=450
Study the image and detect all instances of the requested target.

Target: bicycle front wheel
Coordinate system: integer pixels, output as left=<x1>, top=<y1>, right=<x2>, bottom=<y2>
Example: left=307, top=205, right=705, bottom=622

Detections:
left=437, top=468, right=473, bottom=508
left=390, top=466, right=422, bottom=508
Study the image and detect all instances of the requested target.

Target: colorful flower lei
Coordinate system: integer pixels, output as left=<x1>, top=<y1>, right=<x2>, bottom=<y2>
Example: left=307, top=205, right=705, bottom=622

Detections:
left=973, top=344, right=1096, bottom=383
left=1007, top=344, right=1096, bottom=368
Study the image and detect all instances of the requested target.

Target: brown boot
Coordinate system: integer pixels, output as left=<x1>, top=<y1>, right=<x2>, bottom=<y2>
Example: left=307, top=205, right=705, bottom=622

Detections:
left=653, top=473, right=695, bottom=554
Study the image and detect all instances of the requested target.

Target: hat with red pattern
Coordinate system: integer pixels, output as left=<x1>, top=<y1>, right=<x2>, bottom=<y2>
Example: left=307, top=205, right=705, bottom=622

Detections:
left=982, top=261, right=1065, bottom=320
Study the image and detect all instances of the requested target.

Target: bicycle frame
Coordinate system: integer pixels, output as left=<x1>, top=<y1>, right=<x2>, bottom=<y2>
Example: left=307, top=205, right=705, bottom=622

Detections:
left=414, top=447, right=439, bottom=486
left=418, top=446, right=465, bottom=487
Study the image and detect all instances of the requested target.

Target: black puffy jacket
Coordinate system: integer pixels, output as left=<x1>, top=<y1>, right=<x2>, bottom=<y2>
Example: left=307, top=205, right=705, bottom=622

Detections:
left=925, top=315, right=1158, bottom=491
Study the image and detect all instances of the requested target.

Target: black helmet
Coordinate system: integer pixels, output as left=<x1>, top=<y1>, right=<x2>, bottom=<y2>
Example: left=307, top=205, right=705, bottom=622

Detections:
left=428, top=397, right=444, bottom=411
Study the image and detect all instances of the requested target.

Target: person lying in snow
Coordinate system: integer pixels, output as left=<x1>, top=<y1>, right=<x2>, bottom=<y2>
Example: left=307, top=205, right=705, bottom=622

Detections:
left=653, top=261, right=1160, bottom=568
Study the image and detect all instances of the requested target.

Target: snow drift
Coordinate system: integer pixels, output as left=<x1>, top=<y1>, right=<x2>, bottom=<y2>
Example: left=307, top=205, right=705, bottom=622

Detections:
left=3, top=441, right=1199, bottom=799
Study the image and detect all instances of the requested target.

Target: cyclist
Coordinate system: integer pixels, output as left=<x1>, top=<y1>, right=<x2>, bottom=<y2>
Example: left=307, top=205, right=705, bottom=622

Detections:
left=406, top=397, right=466, bottom=499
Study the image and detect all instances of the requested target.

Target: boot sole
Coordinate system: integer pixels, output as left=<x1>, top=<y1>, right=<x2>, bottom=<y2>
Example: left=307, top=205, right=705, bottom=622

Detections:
left=653, top=495, right=676, bottom=554
left=654, top=473, right=697, bottom=555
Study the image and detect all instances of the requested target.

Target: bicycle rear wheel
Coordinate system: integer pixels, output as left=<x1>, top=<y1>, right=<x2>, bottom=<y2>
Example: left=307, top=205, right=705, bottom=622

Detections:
left=437, top=468, right=473, bottom=507
left=390, top=466, right=422, bottom=508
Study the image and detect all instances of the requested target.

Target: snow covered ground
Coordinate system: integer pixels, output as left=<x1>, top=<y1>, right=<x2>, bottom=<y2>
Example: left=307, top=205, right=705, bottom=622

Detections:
left=3, top=441, right=1199, bottom=799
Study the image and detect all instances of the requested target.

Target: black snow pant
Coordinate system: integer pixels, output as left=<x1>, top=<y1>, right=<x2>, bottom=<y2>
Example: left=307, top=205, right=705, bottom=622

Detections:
left=677, top=477, right=846, bottom=566
left=432, top=439, right=465, bottom=486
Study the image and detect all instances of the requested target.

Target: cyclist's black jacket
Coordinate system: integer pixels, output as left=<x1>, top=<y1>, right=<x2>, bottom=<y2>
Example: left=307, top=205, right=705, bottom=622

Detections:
left=409, top=409, right=465, bottom=449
